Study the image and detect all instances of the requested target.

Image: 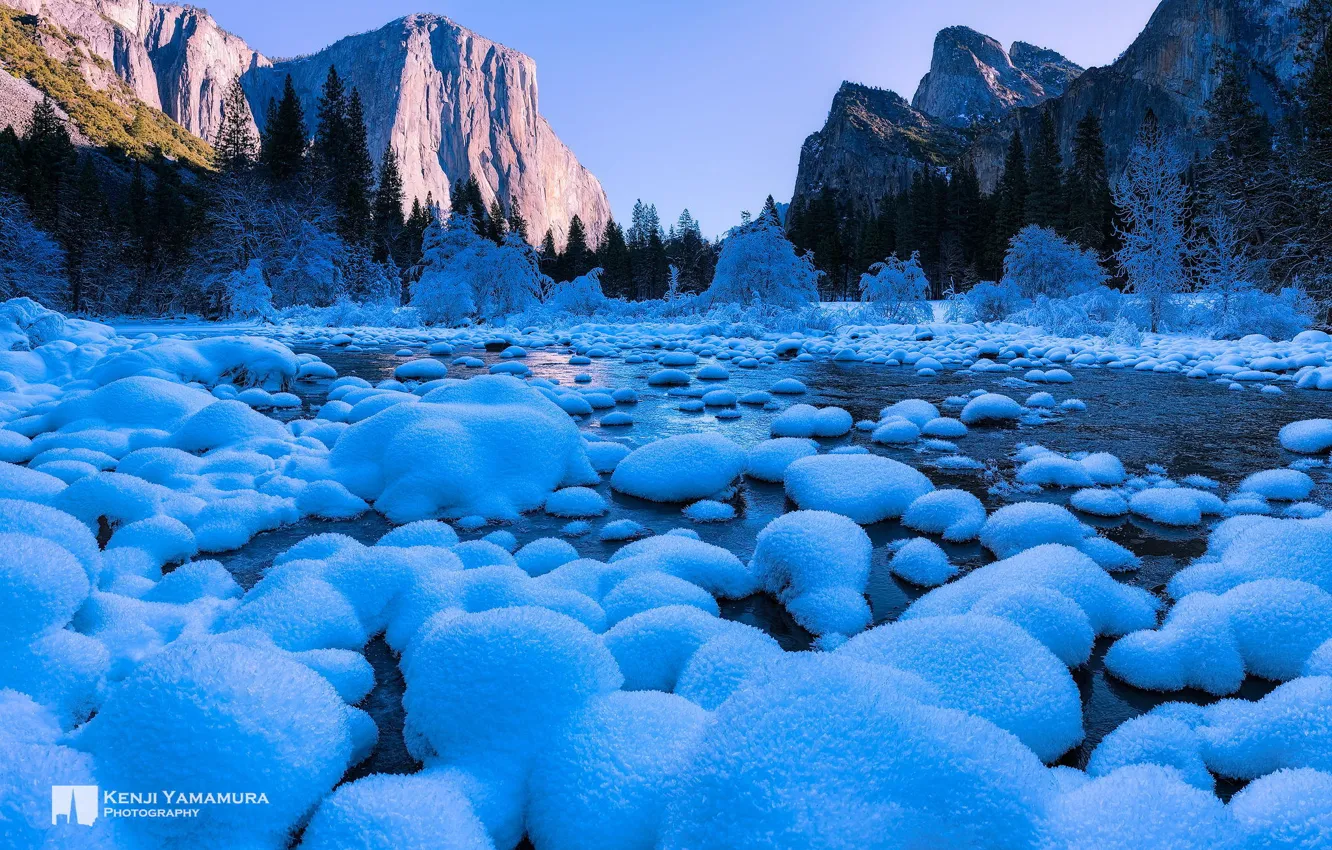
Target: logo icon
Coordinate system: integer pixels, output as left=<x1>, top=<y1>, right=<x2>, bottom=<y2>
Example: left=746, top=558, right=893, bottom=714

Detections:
left=51, top=786, right=99, bottom=827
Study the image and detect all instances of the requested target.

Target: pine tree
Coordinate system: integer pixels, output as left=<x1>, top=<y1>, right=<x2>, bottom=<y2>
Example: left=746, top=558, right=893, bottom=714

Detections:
left=596, top=217, right=633, bottom=299
left=1025, top=109, right=1065, bottom=230
left=339, top=88, right=374, bottom=241
left=995, top=131, right=1028, bottom=248
left=539, top=228, right=559, bottom=280
left=214, top=77, right=258, bottom=173
left=1064, top=112, right=1115, bottom=254
left=61, top=157, right=110, bottom=313
left=21, top=97, right=75, bottom=227
left=560, top=214, right=591, bottom=281
left=506, top=197, right=529, bottom=243
left=312, top=66, right=348, bottom=183
left=449, top=176, right=487, bottom=233
left=762, top=194, right=781, bottom=225
left=371, top=146, right=406, bottom=263
left=0, top=126, right=23, bottom=193
left=261, top=75, right=307, bottom=181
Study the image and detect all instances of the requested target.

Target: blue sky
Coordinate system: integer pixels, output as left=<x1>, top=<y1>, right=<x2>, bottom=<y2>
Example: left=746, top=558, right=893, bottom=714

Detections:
left=203, top=0, right=1162, bottom=237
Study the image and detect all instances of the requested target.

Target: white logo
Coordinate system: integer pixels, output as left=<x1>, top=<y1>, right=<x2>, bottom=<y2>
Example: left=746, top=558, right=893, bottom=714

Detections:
left=51, top=786, right=99, bottom=827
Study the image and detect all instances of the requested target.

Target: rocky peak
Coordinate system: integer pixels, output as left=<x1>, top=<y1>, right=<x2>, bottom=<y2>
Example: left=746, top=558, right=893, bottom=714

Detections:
left=7, top=0, right=269, bottom=140
left=791, top=82, right=964, bottom=221
left=5, top=1, right=610, bottom=247
left=1009, top=41, right=1083, bottom=99
left=911, top=25, right=1080, bottom=127
left=243, top=13, right=610, bottom=248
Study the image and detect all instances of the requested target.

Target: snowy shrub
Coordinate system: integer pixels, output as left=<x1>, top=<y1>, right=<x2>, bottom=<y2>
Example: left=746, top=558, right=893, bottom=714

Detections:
left=702, top=213, right=820, bottom=308
left=1208, top=287, right=1313, bottom=341
left=960, top=281, right=1021, bottom=322
left=0, top=193, right=65, bottom=308
left=221, top=260, right=276, bottom=321
left=410, top=214, right=478, bottom=325
left=1003, top=225, right=1108, bottom=300
left=411, top=215, right=545, bottom=324
left=546, top=268, right=608, bottom=316
left=859, top=251, right=931, bottom=322
left=479, top=233, right=547, bottom=319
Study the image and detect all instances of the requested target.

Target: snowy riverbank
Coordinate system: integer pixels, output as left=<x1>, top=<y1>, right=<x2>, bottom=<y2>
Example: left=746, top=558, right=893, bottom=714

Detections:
left=2, top=295, right=1332, bottom=849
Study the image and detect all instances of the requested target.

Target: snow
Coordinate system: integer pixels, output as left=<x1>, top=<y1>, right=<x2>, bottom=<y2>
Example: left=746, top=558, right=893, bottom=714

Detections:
left=611, top=433, right=745, bottom=503
left=980, top=502, right=1089, bottom=558
left=1279, top=419, right=1332, bottom=454
left=888, top=537, right=957, bottom=586
left=901, top=488, right=987, bottom=541
left=658, top=654, right=1056, bottom=850
left=80, top=638, right=360, bottom=849
left=837, top=615, right=1083, bottom=761
left=784, top=453, right=934, bottom=524
left=960, top=393, right=1023, bottom=425
left=301, top=771, right=494, bottom=850
left=1106, top=579, right=1332, bottom=694
left=769, top=404, right=852, bottom=438
left=744, top=437, right=818, bottom=482
left=749, top=511, right=872, bottom=636
left=328, top=375, right=597, bottom=522
left=1238, top=468, right=1314, bottom=501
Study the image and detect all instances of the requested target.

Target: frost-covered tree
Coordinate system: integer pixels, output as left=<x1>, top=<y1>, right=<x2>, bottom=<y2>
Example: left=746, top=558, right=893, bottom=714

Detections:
left=1003, top=225, right=1107, bottom=300
left=480, top=232, right=547, bottom=319
left=859, top=251, right=931, bottom=321
left=1197, top=206, right=1255, bottom=326
left=0, top=193, right=66, bottom=306
left=546, top=267, right=608, bottom=315
left=221, top=260, right=276, bottom=320
left=665, top=264, right=682, bottom=302
left=411, top=212, right=478, bottom=325
left=1113, top=112, right=1194, bottom=332
left=703, top=214, right=820, bottom=307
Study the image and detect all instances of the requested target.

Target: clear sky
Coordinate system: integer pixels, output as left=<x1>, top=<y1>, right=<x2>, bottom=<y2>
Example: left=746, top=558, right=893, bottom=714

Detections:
left=199, top=0, right=1163, bottom=237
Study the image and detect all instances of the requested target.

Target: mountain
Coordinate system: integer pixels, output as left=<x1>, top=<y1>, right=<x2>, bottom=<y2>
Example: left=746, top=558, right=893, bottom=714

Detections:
left=0, top=1, right=609, bottom=247
left=791, top=83, right=965, bottom=221
left=244, top=14, right=610, bottom=248
left=911, top=26, right=1082, bottom=127
left=5, top=0, right=267, bottom=140
left=964, top=0, right=1306, bottom=190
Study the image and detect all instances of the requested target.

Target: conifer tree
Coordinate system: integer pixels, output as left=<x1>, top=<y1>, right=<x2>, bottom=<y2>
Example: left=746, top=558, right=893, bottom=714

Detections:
left=506, top=196, right=529, bottom=243
left=560, top=214, right=590, bottom=281
left=1025, top=109, right=1065, bottom=230
left=486, top=200, right=509, bottom=244
left=995, top=131, right=1028, bottom=246
left=596, top=217, right=632, bottom=299
left=21, top=97, right=74, bottom=227
left=312, top=66, right=348, bottom=183
left=261, top=75, right=307, bottom=181
left=214, top=77, right=258, bottom=173
left=506, top=202, right=529, bottom=243
left=371, top=146, right=405, bottom=263
left=539, top=228, right=559, bottom=280
left=339, top=88, right=374, bottom=241
left=1066, top=112, right=1115, bottom=253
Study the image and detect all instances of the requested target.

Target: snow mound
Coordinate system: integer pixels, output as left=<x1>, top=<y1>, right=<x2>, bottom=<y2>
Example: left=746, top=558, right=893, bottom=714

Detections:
left=529, top=691, right=708, bottom=850
left=901, top=488, right=986, bottom=541
left=1106, top=579, right=1332, bottom=695
left=1278, top=419, right=1332, bottom=454
left=300, top=771, right=493, bottom=850
left=837, top=615, right=1083, bottom=761
left=328, top=375, right=597, bottom=522
left=658, top=654, right=1056, bottom=850
left=611, top=433, right=745, bottom=503
left=1169, top=516, right=1332, bottom=597
left=784, top=453, right=934, bottom=524
left=903, top=543, right=1159, bottom=665
left=960, top=393, right=1022, bottom=425
left=81, top=638, right=359, bottom=848
left=980, top=502, right=1088, bottom=558
left=750, top=510, right=872, bottom=636
left=770, top=404, right=852, bottom=438
left=888, top=537, right=956, bottom=587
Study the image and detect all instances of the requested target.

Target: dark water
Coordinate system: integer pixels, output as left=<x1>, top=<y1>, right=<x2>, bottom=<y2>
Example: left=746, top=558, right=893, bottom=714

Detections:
left=223, top=338, right=1332, bottom=781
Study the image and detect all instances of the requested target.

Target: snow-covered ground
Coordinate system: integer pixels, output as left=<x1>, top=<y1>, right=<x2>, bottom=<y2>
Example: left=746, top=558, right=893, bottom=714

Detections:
left=3, top=294, right=1332, bottom=849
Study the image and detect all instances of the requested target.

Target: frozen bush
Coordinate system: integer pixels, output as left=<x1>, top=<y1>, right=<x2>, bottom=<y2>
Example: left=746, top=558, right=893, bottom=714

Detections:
left=702, top=212, right=819, bottom=308
left=859, top=251, right=931, bottom=322
left=1003, top=225, right=1107, bottom=300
